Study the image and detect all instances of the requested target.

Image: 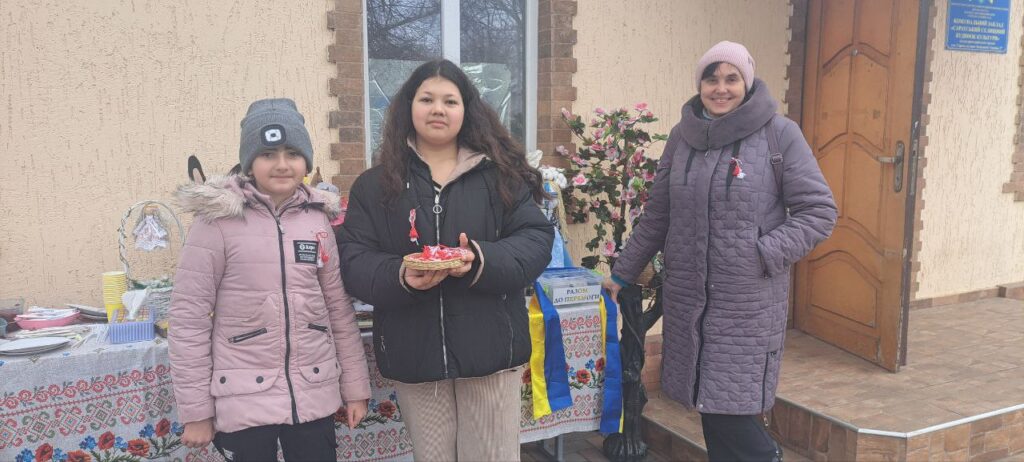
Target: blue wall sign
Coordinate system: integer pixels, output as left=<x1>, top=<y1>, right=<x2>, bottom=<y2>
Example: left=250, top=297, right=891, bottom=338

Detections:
left=946, top=0, right=1011, bottom=54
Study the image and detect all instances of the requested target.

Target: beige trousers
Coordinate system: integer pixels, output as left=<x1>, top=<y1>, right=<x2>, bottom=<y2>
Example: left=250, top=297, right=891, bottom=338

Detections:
left=394, top=367, right=522, bottom=461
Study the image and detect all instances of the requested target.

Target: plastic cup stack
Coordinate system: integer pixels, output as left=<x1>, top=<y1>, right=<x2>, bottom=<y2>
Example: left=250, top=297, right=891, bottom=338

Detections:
left=102, top=271, right=128, bottom=323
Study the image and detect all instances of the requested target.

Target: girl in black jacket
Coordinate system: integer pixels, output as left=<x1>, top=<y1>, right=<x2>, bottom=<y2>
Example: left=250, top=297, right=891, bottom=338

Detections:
left=337, top=59, right=553, bottom=461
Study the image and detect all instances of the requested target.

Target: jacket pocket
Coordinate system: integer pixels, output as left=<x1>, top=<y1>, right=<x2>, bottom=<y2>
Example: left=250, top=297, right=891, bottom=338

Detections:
left=210, top=368, right=279, bottom=397
left=502, top=308, right=514, bottom=369
left=228, top=328, right=268, bottom=344
left=756, top=227, right=771, bottom=278
left=298, top=357, right=341, bottom=384
left=307, top=323, right=329, bottom=333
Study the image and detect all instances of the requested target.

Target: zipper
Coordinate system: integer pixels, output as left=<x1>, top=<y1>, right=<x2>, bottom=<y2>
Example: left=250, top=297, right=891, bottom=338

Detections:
left=761, top=351, right=772, bottom=412
left=307, top=323, right=328, bottom=333
left=693, top=148, right=719, bottom=407
left=380, top=335, right=391, bottom=369
left=228, top=327, right=268, bottom=343
left=503, top=309, right=514, bottom=369
left=434, top=191, right=450, bottom=378
left=260, top=200, right=301, bottom=425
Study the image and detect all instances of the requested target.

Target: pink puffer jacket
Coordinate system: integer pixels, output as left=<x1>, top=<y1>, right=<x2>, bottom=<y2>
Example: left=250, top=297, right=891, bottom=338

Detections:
left=169, top=176, right=370, bottom=433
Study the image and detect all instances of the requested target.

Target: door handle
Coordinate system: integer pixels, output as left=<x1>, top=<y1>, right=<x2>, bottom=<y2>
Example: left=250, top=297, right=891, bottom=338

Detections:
left=876, top=141, right=905, bottom=192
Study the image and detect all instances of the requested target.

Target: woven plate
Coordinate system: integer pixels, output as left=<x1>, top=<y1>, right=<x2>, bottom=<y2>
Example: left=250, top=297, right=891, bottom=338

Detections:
left=403, top=254, right=464, bottom=271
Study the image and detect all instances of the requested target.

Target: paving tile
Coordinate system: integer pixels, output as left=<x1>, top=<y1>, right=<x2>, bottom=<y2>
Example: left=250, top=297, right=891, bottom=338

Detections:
left=855, top=434, right=905, bottom=461
left=973, top=416, right=1005, bottom=435
left=775, top=298, right=1024, bottom=441
left=930, top=430, right=949, bottom=459
left=985, top=427, right=1012, bottom=453
left=810, top=415, right=831, bottom=454
left=785, top=408, right=812, bottom=452
left=944, top=448, right=970, bottom=461
left=826, top=423, right=848, bottom=461
left=1008, top=423, right=1024, bottom=454
left=906, top=447, right=930, bottom=462
left=973, top=433, right=988, bottom=457
left=945, top=424, right=972, bottom=452
left=969, top=448, right=1009, bottom=462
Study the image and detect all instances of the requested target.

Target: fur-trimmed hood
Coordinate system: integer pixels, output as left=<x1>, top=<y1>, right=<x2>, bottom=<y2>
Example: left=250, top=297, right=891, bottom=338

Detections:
left=174, top=175, right=342, bottom=222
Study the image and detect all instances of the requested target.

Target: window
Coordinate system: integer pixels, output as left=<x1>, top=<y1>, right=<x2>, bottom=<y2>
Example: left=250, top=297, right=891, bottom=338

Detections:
left=364, top=0, right=537, bottom=164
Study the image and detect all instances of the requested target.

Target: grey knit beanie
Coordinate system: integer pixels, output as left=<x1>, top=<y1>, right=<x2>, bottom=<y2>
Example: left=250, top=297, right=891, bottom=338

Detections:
left=239, top=98, right=314, bottom=174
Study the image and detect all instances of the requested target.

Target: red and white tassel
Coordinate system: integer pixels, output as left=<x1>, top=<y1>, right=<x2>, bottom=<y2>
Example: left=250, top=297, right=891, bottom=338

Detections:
left=408, top=209, right=420, bottom=245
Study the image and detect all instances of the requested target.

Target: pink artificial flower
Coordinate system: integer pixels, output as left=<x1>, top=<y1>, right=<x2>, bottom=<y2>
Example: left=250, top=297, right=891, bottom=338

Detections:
left=611, top=210, right=621, bottom=220
left=643, top=170, right=656, bottom=182
left=571, top=155, right=588, bottom=166
left=624, top=187, right=637, bottom=201
left=556, top=145, right=570, bottom=156
left=601, top=241, right=617, bottom=257
left=607, top=147, right=619, bottom=160
left=561, top=107, right=572, bottom=119
left=631, top=151, right=643, bottom=165
left=635, top=102, right=648, bottom=111
left=593, top=128, right=605, bottom=139
left=591, top=199, right=601, bottom=209
left=595, top=107, right=606, bottom=115
left=630, top=207, right=642, bottom=222
left=590, top=143, right=605, bottom=152
left=644, top=110, right=654, bottom=118
left=572, top=173, right=588, bottom=186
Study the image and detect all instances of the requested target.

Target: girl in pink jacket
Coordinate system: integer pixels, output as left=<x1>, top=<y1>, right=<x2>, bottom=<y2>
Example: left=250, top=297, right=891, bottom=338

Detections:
left=169, top=98, right=370, bottom=461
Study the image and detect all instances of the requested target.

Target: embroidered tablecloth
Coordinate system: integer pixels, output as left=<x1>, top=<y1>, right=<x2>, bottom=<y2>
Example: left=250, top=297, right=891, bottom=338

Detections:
left=0, top=302, right=605, bottom=462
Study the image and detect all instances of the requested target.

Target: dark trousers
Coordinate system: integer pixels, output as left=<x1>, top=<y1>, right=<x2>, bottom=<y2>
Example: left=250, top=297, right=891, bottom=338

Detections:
left=212, top=415, right=337, bottom=462
left=700, top=413, right=782, bottom=462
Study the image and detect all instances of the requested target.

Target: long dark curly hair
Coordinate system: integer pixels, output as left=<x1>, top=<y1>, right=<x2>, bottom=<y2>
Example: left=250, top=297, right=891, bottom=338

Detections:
left=376, top=59, right=545, bottom=208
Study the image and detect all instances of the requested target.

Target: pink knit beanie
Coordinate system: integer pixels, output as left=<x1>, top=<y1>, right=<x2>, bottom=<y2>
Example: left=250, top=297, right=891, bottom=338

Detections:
left=695, top=41, right=755, bottom=92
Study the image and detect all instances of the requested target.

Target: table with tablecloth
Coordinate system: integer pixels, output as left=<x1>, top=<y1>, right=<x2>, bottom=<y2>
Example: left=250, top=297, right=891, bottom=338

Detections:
left=0, top=302, right=605, bottom=462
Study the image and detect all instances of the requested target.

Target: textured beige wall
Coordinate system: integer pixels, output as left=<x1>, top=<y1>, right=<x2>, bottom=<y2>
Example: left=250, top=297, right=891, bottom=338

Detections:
left=915, top=1, right=1024, bottom=299
left=0, top=1, right=338, bottom=307
left=567, top=0, right=792, bottom=333
left=572, top=0, right=792, bottom=141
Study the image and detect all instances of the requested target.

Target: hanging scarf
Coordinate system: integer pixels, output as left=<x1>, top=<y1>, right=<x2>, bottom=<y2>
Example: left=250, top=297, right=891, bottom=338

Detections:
left=527, top=270, right=625, bottom=431
left=527, top=280, right=573, bottom=419
left=599, top=290, right=624, bottom=434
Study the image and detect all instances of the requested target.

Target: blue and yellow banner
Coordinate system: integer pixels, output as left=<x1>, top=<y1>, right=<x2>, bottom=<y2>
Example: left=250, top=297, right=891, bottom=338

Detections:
left=527, top=274, right=624, bottom=433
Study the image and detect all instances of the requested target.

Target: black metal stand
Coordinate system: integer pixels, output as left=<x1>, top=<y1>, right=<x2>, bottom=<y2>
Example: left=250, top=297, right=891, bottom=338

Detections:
left=603, top=282, right=663, bottom=462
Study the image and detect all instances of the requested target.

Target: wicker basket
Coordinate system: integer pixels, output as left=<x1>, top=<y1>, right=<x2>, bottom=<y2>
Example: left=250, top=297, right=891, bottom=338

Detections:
left=402, top=254, right=464, bottom=271
left=115, top=200, right=183, bottom=332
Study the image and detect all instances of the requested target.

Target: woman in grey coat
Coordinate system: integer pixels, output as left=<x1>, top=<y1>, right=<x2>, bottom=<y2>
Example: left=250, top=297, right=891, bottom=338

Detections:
left=604, top=41, right=837, bottom=461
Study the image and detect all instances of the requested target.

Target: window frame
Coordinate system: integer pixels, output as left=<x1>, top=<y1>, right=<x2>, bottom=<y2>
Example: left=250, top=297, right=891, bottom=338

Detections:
left=361, top=0, right=538, bottom=167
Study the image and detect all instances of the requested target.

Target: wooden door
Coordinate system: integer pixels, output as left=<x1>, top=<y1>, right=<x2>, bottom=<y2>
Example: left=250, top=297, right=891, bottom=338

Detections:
left=794, top=0, right=919, bottom=371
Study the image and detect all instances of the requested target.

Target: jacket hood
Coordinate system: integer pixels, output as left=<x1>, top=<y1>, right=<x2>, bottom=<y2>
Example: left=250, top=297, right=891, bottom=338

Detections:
left=174, top=175, right=342, bottom=222
left=406, top=139, right=490, bottom=186
left=679, top=78, right=779, bottom=151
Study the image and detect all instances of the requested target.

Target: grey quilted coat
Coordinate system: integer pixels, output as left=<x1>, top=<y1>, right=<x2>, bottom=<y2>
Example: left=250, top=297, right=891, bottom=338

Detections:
left=612, top=79, right=837, bottom=415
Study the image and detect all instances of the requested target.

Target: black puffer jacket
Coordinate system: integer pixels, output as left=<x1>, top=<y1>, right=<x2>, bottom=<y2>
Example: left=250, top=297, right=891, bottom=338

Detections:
left=337, top=154, right=553, bottom=383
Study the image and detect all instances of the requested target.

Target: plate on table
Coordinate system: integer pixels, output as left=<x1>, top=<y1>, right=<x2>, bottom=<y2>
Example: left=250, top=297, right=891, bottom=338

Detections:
left=67, top=304, right=107, bottom=318
left=0, top=336, right=71, bottom=355
left=79, top=312, right=108, bottom=322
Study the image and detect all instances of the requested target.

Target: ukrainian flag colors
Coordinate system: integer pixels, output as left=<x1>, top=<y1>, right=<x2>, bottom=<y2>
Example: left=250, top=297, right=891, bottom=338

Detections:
left=527, top=279, right=624, bottom=434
